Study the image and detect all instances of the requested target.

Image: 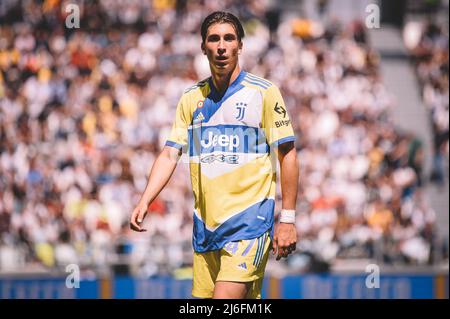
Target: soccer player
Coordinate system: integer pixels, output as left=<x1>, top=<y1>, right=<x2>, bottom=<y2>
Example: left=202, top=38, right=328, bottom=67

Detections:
left=130, top=11, right=299, bottom=299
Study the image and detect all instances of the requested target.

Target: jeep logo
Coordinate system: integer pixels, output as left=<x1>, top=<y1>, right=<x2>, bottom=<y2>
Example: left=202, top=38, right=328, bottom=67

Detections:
left=200, top=131, right=240, bottom=151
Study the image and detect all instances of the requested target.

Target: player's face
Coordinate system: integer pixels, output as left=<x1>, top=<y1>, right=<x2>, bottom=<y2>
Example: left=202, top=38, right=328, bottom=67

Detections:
left=202, top=22, right=242, bottom=75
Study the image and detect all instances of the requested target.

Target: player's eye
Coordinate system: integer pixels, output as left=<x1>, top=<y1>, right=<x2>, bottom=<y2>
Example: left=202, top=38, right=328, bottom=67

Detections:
left=207, top=35, right=220, bottom=42
left=224, top=34, right=236, bottom=41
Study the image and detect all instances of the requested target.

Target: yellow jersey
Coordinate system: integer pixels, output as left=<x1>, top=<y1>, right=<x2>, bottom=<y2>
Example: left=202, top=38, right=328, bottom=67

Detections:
left=165, top=70, right=295, bottom=252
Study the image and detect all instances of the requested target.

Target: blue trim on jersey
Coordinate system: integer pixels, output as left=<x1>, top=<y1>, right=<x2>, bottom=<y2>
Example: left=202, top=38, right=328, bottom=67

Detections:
left=192, top=70, right=247, bottom=124
left=208, top=70, right=247, bottom=102
left=246, top=73, right=272, bottom=86
left=192, top=198, right=275, bottom=252
left=244, top=75, right=271, bottom=88
left=165, top=140, right=184, bottom=150
left=184, top=81, right=208, bottom=94
left=243, top=78, right=270, bottom=89
left=188, top=124, right=269, bottom=156
left=271, top=135, right=296, bottom=147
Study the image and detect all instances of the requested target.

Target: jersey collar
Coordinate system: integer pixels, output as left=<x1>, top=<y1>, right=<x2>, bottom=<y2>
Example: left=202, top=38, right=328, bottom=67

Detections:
left=208, top=69, right=246, bottom=103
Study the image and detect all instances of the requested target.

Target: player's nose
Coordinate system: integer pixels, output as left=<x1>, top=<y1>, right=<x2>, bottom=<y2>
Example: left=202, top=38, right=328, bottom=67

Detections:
left=218, top=38, right=225, bottom=52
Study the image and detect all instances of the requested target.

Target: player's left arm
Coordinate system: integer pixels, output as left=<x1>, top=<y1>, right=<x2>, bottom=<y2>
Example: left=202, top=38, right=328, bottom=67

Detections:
left=262, top=84, right=299, bottom=261
left=273, top=141, right=299, bottom=260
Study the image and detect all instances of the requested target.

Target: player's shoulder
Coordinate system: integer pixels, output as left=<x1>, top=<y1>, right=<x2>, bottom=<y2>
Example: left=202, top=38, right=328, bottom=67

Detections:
left=183, top=77, right=210, bottom=95
left=177, top=78, right=210, bottom=111
left=241, top=72, right=276, bottom=92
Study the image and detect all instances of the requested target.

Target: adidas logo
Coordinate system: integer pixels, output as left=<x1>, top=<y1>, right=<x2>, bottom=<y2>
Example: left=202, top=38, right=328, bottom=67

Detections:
left=238, top=262, right=247, bottom=270
left=195, top=112, right=205, bottom=122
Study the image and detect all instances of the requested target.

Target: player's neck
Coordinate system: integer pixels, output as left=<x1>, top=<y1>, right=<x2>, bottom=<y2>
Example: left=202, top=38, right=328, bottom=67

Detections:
left=211, top=65, right=241, bottom=95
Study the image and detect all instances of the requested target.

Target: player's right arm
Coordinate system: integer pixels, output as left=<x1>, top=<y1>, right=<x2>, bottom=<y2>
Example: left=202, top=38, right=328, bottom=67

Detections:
left=130, top=93, right=192, bottom=232
left=130, top=145, right=181, bottom=232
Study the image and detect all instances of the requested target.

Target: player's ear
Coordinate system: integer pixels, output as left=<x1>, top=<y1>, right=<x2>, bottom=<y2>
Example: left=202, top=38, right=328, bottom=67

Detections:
left=238, top=41, right=243, bottom=54
left=201, top=42, right=206, bottom=55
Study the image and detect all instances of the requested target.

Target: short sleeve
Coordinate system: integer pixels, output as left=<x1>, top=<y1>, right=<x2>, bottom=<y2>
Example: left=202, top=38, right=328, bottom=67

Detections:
left=262, top=85, right=295, bottom=147
left=165, top=95, right=191, bottom=151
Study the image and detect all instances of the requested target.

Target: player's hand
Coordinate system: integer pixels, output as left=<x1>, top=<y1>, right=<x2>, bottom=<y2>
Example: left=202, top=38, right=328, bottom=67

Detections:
left=130, top=201, right=149, bottom=232
left=272, top=223, right=297, bottom=260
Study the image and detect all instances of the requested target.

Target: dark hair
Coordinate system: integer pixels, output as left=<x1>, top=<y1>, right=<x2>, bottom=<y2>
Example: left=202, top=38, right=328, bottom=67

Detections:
left=201, top=11, right=245, bottom=43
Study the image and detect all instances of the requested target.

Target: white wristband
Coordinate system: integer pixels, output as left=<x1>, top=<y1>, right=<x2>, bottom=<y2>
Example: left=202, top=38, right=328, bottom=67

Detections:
left=279, top=209, right=296, bottom=224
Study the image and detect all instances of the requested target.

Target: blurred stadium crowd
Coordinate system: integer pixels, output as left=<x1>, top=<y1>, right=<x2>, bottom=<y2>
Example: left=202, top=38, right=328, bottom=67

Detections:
left=404, top=20, right=449, bottom=186
left=0, top=0, right=448, bottom=275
